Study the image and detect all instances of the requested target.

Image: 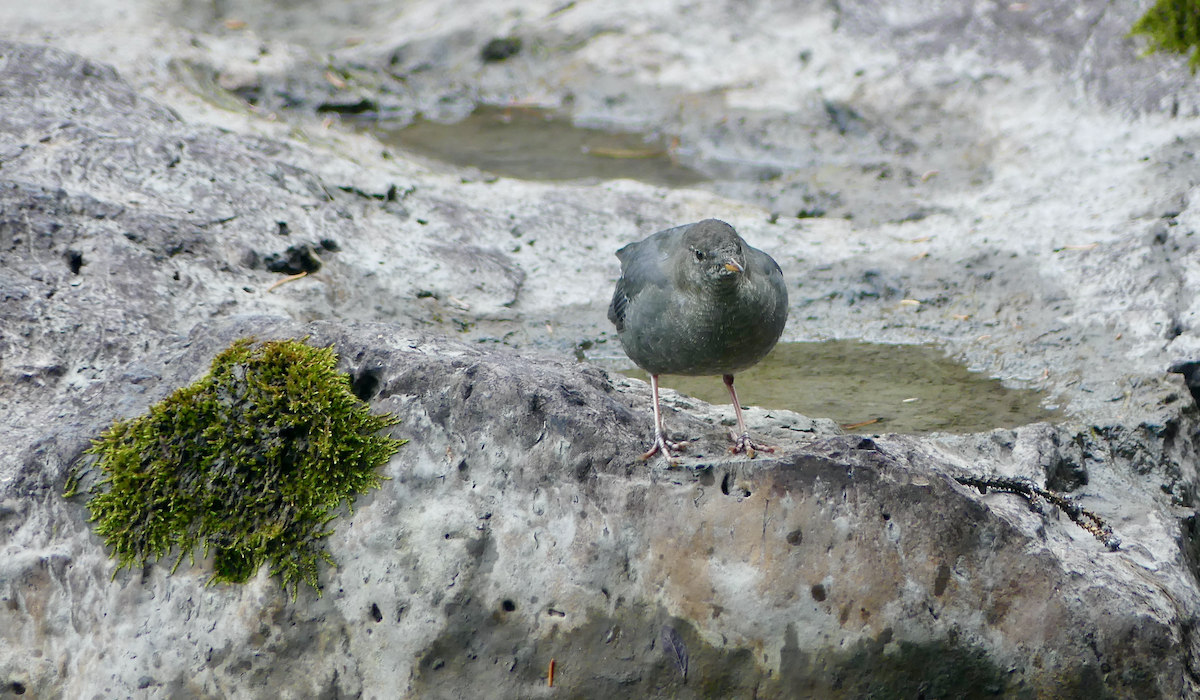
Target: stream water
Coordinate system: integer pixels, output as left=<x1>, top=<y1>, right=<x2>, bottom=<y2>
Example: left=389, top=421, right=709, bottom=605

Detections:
left=598, top=340, right=1059, bottom=434
left=365, top=106, right=708, bottom=186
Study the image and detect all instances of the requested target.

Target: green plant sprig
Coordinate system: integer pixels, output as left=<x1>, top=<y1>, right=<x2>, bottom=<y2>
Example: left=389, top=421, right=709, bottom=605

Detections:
left=78, top=338, right=404, bottom=598
left=1131, top=0, right=1200, bottom=73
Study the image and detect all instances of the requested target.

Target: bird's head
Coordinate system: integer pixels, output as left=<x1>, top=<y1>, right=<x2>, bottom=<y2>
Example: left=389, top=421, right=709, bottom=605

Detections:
left=680, top=219, right=747, bottom=286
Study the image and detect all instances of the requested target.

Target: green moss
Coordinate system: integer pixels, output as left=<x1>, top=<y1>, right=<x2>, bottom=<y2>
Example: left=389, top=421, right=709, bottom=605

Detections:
left=75, top=338, right=404, bottom=597
left=1131, top=0, right=1200, bottom=73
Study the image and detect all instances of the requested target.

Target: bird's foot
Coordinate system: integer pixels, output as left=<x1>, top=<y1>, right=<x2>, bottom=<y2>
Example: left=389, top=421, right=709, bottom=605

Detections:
left=641, top=431, right=687, bottom=465
left=728, top=431, right=776, bottom=459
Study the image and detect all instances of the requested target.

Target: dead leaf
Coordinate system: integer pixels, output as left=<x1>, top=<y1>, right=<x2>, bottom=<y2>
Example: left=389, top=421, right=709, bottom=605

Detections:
left=325, top=71, right=347, bottom=89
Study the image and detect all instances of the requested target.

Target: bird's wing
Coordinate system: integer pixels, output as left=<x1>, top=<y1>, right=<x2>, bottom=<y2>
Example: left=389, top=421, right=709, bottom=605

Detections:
left=747, top=245, right=784, bottom=279
left=746, top=245, right=789, bottom=321
left=608, top=276, right=631, bottom=332
left=749, top=247, right=787, bottom=300
left=608, top=225, right=687, bottom=332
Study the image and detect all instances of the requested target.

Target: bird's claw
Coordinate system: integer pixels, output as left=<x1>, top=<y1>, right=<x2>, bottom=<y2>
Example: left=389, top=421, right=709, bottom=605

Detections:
left=641, top=431, right=687, bottom=464
left=728, top=431, right=775, bottom=459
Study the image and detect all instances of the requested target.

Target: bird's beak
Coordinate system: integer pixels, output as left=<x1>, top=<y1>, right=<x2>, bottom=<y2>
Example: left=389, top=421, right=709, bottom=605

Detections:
left=723, top=260, right=743, bottom=273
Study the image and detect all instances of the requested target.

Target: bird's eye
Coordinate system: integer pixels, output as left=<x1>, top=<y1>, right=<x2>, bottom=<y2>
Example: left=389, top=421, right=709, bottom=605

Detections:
left=694, top=250, right=704, bottom=261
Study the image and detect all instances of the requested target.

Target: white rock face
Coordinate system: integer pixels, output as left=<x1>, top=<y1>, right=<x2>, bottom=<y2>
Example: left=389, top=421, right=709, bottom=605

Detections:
left=3, top=0, right=1200, bottom=696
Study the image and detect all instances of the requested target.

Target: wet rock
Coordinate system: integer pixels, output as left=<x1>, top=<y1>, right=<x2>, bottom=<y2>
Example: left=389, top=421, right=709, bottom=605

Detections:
left=4, top=5, right=1200, bottom=698
left=480, top=37, right=522, bottom=63
left=263, top=244, right=324, bottom=275
left=3, top=314, right=1198, bottom=699
left=315, top=97, right=379, bottom=115
left=421, top=243, right=525, bottom=313
left=834, top=1, right=1200, bottom=114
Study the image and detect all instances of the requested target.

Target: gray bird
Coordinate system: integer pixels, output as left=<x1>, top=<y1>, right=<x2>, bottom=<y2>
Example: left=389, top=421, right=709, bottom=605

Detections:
left=608, top=219, right=788, bottom=461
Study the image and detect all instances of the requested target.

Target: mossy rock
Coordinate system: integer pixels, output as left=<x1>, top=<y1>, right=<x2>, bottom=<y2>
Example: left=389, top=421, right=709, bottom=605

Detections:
left=1131, top=0, right=1200, bottom=73
left=73, top=338, right=404, bottom=597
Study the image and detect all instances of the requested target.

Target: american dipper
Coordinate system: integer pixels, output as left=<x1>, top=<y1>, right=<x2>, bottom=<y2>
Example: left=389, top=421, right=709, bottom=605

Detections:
left=608, top=219, right=788, bottom=460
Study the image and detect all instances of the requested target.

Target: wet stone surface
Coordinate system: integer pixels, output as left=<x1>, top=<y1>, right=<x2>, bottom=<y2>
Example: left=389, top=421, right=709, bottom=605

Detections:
left=4, top=0, right=1200, bottom=696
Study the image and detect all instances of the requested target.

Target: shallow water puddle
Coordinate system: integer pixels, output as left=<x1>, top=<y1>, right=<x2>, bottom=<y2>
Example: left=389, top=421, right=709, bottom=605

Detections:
left=365, top=106, right=709, bottom=186
left=601, top=340, right=1060, bottom=435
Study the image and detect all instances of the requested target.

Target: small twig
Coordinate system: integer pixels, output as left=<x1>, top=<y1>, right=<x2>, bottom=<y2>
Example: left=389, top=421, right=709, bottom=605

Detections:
left=954, top=475, right=1120, bottom=550
left=661, top=625, right=689, bottom=683
left=548, top=658, right=555, bottom=687
left=267, top=271, right=307, bottom=292
left=841, top=418, right=879, bottom=430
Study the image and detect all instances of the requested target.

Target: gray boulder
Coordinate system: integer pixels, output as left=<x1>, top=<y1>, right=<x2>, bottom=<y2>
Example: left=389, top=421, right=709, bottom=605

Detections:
left=4, top=312, right=1197, bottom=698
left=3, top=9, right=1200, bottom=698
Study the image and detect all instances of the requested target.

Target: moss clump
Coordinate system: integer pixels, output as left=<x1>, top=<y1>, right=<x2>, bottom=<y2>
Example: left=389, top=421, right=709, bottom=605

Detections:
left=1131, top=0, right=1200, bottom=73
left=76, top=338, right=404, bottom=597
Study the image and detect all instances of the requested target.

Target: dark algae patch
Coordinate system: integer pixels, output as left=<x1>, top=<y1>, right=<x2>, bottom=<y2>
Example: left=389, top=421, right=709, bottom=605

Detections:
left=70, top=338, right=404, bottom=597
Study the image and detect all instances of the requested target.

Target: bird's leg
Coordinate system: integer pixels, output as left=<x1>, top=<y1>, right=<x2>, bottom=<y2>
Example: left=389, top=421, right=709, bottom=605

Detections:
left=641, top=374, right=687, bottom=463
left=723, top=374, right=775, bottom=458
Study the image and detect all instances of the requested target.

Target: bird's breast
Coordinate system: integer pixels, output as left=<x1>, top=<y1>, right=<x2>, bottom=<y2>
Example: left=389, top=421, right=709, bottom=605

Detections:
left=618, top=280, right=786, bottom=376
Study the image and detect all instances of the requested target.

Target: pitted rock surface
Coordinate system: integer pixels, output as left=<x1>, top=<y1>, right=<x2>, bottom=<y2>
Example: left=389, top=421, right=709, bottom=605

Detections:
left=4, top=3, right=1200, bottom=697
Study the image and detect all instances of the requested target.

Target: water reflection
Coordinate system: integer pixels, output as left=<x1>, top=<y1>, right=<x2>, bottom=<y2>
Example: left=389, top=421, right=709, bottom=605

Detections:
left=601, top=340, right=1060, bottom=435
left=365, top=106, right=708, bottom=187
